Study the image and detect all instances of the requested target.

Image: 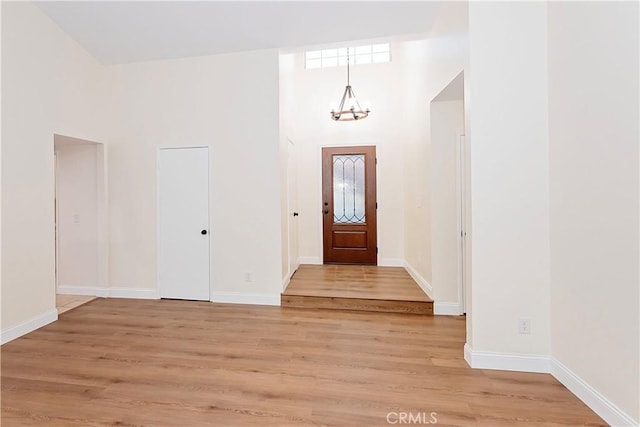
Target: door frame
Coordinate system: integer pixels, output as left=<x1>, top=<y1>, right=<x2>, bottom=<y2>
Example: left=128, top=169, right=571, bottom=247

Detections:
left=285, top=138, right=299, bottom=290
left=316, top=142, right=380, bottom=264
left=321, top=145, right=377, bottom=265
left=54, top=151, right=59, bottom=292
left=456, top=134, right=467, bottom=315
left=156, top=146, right=211, bottom=301
left=53, top=135, right=107, bottom=297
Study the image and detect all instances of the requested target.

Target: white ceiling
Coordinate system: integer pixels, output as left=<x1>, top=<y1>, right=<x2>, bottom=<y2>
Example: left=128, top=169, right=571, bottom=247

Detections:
left=35, top=1, right=444, bottom=65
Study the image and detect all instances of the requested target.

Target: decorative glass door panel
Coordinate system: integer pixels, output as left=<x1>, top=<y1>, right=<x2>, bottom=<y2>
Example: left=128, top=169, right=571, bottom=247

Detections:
left=333, top=154, right=366, bottom=224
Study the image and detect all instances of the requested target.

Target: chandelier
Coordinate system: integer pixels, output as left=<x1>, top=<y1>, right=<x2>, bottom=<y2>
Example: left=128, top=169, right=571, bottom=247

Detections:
left=330, top=52, right=370, bottom=121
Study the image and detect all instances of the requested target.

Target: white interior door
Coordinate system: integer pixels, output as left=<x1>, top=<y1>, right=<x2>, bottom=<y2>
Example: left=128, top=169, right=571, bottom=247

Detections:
left=158, top=147, right=210, bottom=301
left=287, top=139, right=299, bottom=279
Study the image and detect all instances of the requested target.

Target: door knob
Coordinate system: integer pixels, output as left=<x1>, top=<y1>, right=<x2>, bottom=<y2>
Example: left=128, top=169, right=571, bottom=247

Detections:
left=323, top=210, right=329, bottom=214
left=293, top=212, right=299, bottom=217
left=201, top=230, right=208, bottom=235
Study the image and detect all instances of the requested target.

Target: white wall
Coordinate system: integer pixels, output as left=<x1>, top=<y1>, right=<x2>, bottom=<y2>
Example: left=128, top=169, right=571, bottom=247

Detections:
left=54, top=140, right=101, bottom=290
left=402, top=2, right=469, bottom=291
left=467, top=2, right=551, bottom=356
left=548, top=2, right=639, bottom=423
left=430, top=99, right=464, bottom=305
left=1, top=2, right=107, bottom=340
left=466, top=2, right=639, bottom=423
left=0, top=1, right=3, bottom=332
left=107, top=49, right=282, bottom=302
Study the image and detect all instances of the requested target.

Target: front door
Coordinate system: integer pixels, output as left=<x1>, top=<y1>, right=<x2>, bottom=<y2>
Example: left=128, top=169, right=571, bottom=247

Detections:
left=322, top=146, right=377, bottom=264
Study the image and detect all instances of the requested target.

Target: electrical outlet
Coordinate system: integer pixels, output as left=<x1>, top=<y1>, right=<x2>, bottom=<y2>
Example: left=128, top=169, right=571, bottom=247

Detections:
left=518, top=318, right=531, bottom=334
left=244, top=272, right=253, bottom=283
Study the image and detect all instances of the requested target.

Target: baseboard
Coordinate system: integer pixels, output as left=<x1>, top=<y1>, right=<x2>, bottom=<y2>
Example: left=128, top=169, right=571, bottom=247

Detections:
left=1, top=309, right=58, bottom=345
left=434, top=302, right=462, bottom=316
left=108, top=287, right=159, bottom=299
left=59, top=286, right=283, bottom=304
left=463, top=343, right=550, bottom=373
left=57, top=284, right=108, bottom=297
left=464, top=344, right=637, bottom=425
left=379, top=258, right=405, bottom=267
left=282, top=261, right=301, bottom=292
left=298, top=256, right=322, bottom=265
left=298, top=257, right=406, bottom=268
left=57, top=285, right=158, bottom=299
left=551, top=358, right=638, bottom=427
left=403, top=261, right=433, bottom=299
left=282, top=275, right=291, bottom=292
left=211, top=292, right=280, bottom=306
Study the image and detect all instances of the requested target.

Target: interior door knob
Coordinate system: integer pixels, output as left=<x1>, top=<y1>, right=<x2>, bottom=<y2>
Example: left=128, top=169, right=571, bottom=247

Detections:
left=293, top=212, right=299, bottom=217
left=323, top=210, right=329, bottom=214
left=201, top=230, right=207, bottom=235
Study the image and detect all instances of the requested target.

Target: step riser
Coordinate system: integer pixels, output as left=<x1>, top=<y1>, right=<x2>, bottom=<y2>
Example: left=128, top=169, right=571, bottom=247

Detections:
left=281, top=295, right=433, bottom=315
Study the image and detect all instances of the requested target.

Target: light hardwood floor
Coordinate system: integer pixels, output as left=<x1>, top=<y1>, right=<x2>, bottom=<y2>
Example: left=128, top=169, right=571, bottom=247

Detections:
left=282, top=265, right=434, bottom=314
left=284, top=265, right=432, bottom=301
left=56, top=294, right=96, bottom=314
left=1, top=298, right=604, bottom=426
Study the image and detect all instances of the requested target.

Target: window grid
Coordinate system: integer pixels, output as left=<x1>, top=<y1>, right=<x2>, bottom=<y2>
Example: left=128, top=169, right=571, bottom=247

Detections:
left=305, top=44, right=390, bottom=69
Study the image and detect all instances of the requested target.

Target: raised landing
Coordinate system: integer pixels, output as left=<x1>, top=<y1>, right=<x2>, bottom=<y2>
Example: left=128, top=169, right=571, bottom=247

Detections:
left=282, top=264, right=433, bottom=315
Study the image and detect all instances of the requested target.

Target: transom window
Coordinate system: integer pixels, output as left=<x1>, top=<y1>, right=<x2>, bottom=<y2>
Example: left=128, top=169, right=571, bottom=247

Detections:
left=305, top=44, right=391, bottom=69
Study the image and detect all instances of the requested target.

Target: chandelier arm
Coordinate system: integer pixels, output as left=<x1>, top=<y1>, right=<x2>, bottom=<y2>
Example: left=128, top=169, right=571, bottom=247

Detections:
left=349, top=86, right=370, bottom=113
left=348, top=86, right=362, bottom=110
left=333, top=86, right=350, bottom=119
left=339, top=86, right=349, bottom=111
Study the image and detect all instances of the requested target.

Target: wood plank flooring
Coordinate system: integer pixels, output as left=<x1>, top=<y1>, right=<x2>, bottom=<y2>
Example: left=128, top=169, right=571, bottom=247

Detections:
left=282, top=265, right=434, bottom=314
left=1, top=298, right=604, bottom=426
left=56, top=294, right=96, bottom=314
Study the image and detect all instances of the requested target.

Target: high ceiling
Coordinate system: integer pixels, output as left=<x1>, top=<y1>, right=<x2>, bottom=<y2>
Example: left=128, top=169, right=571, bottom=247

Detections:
left=36, top=1, right=444, bottom=64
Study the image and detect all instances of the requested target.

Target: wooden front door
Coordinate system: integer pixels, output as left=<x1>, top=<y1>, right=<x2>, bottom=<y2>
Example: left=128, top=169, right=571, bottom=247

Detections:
left=322, top=146, right=377, bottom=265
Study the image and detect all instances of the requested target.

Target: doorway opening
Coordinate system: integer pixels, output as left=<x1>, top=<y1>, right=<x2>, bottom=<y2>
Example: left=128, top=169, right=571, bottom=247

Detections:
left=54, top=134, right=107, bottom=313
left=430, top=71, right=468, bottom=315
